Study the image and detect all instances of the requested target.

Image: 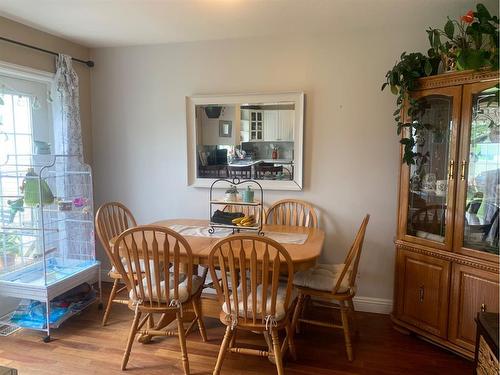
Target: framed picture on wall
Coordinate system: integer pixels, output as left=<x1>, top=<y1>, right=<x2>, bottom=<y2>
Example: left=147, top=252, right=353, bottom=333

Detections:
left=219, top=120, right=232, bottom=137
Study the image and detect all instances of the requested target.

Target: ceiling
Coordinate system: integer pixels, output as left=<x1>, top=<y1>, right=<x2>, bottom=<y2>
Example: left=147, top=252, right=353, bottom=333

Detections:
left=0, top=0, right=489, bottom=48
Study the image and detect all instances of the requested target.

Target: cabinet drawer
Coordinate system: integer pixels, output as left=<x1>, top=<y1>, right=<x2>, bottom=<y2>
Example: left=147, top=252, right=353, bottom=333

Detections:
left=396, top=249, right=451, bottom=337
left=449, top=264, right=499, bottom=352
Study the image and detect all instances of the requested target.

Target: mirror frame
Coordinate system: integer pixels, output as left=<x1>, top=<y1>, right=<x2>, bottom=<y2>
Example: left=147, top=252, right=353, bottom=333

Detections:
left=186, top=92, right=304, bottom=190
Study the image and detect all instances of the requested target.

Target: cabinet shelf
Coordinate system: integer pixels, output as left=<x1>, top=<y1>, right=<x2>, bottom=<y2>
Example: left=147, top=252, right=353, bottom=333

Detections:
left=210, top=200, right=261, bottom=206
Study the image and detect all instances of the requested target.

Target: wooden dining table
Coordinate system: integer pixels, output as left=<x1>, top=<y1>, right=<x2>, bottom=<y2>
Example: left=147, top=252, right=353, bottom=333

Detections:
left=109, top=218, right=325, bottom=343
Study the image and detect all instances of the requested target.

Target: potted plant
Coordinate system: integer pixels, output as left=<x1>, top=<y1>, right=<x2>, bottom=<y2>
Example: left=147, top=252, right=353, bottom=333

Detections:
left=224, top=185, right=239, bottom=202
left=427, top=4, right=499, bottom=72
left=382, top=3, right=498, bottom=166
left=0, top=233, right=21, bottom=269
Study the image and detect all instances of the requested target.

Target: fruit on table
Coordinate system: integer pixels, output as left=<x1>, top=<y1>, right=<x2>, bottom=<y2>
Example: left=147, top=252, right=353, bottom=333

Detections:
left=232, top=215, right=256, bottom=227
left=232, top=216, right=244, bottom=224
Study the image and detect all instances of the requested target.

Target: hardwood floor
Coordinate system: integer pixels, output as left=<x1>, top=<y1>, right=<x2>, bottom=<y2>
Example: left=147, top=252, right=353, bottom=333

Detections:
left=0, top=283, right=472, bottom=374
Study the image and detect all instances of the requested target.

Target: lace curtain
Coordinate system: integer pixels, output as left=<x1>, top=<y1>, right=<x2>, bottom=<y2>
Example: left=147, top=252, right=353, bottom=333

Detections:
left=52, top=54, right=83, bottom=158
left=51, top=54, right=88, bottom=260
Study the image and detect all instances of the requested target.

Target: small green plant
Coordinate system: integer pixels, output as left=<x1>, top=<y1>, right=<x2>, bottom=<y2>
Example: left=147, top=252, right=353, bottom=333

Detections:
left=225, top=185, right=238, bottom=194
left=0, top=232, right=21, bottom=255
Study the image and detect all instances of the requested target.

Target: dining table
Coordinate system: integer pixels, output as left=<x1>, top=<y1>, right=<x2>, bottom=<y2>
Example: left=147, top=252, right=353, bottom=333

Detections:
left=109, top=218, right=325, bottom=343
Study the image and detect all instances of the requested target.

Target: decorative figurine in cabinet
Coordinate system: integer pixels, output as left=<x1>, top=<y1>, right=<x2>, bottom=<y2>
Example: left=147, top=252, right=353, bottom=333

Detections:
left=392, top=70, right=499, bottom=359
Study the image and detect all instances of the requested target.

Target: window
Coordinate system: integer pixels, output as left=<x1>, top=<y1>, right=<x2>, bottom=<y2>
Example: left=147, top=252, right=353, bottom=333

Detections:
left=250, top=110, right=263, bottom=140
left=0, top=64, right=54, bottom=266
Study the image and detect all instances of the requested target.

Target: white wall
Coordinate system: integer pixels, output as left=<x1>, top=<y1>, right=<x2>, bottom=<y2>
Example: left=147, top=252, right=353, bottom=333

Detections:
left=200, top=105, right=237, bottom=146
left=90, top=1, right=498, bottom=313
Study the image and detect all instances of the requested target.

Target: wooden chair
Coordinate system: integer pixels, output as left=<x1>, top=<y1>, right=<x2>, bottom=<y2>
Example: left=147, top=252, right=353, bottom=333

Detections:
left=291, top=214, right=370, bottom=361
left=208, top=234, right=296, bottom=375
left=410, top=204, right=446, bottom=237
left=112, top=225, right=207, bottom=374
left=265, top=199, right=318, bottom=228
left=95, top=202, right=137, bottom=326
left=255, top=163, right=283, bottom=179
left=227, top=165, right=252, bottom=179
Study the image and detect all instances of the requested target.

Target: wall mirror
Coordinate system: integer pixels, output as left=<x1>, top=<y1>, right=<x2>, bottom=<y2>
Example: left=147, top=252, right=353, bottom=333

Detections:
left=186, top=92, right=304, bottom=190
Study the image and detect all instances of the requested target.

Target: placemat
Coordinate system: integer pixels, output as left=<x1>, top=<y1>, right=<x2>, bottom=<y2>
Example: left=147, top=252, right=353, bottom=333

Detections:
left=168, top=224, right=308, bottom=245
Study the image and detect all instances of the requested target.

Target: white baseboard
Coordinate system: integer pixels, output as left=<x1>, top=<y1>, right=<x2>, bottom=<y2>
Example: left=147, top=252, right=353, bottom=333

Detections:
left=353, top=296, right=393, bottom=315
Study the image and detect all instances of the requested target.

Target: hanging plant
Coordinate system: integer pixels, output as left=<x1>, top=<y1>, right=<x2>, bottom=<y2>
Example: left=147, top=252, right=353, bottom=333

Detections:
left=382, top=3, right=499, bottom=166
left=381, top=52, right=439, bottom=165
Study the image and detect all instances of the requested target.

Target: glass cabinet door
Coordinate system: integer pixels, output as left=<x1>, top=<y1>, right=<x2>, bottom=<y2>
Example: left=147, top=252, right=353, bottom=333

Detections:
left=455, top=81, right=499, bottom=259
left=401, top=86, right=462, bottom=250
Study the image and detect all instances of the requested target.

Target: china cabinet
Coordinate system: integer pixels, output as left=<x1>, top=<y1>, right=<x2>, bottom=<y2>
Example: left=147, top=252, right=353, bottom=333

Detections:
left=392, top=70, right=499, bottom=359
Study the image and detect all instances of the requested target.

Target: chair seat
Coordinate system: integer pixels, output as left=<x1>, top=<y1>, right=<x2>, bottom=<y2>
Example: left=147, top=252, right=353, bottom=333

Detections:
left=293, top=263, right=350, bottom=293
left=130, top=274, right=203, bottom=304
left=222, top=283, right=296, bottom=321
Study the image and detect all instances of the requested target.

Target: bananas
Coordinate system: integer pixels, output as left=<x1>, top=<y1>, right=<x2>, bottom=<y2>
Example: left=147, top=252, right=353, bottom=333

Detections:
left=231, top=216, right=244, bottom=224
left=232, top=215, right=256, bottom=227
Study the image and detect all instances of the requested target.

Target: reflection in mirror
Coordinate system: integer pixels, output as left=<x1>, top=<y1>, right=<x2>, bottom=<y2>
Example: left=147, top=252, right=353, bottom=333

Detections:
left=406, top=95, right=453, bottom=243
left=195, top=103, right=295, bottom=182
left=463, top=86, right=499, bottom=254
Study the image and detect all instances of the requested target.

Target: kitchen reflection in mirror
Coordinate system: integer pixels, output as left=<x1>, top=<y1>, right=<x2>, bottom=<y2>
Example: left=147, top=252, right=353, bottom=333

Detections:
left=195, top=103, right=295, bottom=181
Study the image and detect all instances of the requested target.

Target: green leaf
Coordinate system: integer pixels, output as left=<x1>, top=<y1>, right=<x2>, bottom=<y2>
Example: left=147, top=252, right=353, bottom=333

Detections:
left=424, top=60, right=432, bottom=76
left=433, top=29, right=442, bottom=50
left=457, top=49, right=485, bottom=70
left=390, top=85, right=399, bottom=95
left=476, top=3, right=491, bottom=21
left=444, top=19, right=455, bottom=39
left=381, top=82, right=388, bottom=91
left=427, top=29, right=434, bottom=47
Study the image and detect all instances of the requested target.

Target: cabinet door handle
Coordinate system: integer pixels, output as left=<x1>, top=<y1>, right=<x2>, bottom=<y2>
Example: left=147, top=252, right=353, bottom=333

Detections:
left=460, top=160, right=467, bottom=181
left=448, top=160, right=455, bottom=180
left=419, top=285, right=425, bottom=303
left=481, top=303, right=487, bottom=312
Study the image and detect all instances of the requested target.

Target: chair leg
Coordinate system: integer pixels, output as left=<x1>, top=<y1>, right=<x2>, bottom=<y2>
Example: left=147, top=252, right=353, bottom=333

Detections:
left=192, top=296, right=208, bottom=342
left=347, top=299, right=359, bottom=338
left=339, top=300, right=354, bottom=361
left=291, top=292, right=304, bottom=334
left=102, top=278, right=119, bottom=326
left=229, top=328, right=237, bottom=349
left=148, top=313, right=155, bottom=328
left=176, top=312, right=190, bottom=375
left=285, top=319, right=297, bottom=361
left=270, top=329, right=284, bottom=375
left=121, top=310, right=141, bottom=370
left=213, top=326, right=234, bottom=375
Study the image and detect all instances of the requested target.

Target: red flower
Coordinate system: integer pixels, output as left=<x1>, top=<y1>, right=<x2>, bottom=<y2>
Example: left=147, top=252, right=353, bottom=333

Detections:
left=461, top=10, right=474, bottom=24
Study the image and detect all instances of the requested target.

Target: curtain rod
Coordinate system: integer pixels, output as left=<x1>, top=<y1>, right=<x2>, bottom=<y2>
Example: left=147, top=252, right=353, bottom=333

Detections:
left=0, top=36, right=94, bottom=67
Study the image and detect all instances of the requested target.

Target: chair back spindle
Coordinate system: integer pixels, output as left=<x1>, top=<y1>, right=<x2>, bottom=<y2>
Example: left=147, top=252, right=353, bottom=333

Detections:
left=113, top=226, right=194, bottom=308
